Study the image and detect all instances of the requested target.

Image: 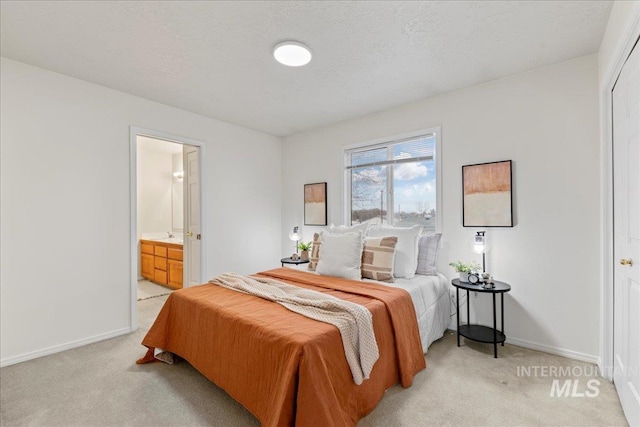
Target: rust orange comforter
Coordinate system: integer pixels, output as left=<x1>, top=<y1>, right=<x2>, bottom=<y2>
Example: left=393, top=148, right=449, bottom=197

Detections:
left=137, top=268, right=426, bottom=426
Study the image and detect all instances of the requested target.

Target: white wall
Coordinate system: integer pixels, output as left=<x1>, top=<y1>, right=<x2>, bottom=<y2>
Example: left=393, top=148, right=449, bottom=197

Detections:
left=137, top=148, right=173, bottom=236
left=0, top=58, right=282, bottom=365
left=283, top=55, right=600, bottom=361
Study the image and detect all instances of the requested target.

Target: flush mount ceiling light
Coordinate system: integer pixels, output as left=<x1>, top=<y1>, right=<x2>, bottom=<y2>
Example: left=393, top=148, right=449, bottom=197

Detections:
left=273, top=41, right=312, bottom=67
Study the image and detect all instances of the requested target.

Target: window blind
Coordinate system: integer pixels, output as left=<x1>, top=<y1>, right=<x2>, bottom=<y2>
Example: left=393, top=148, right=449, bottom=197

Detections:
left=345, top=134, right=435, bottom=170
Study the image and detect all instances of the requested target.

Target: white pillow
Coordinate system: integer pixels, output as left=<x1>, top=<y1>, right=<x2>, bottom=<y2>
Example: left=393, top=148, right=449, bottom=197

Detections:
left=416, top=233, right=441, bottom=276
left=315, top=231, right=363, bottom=281
left=367, top=225, right=422, bottom=279
left=329, top=222, right=369, bottom=236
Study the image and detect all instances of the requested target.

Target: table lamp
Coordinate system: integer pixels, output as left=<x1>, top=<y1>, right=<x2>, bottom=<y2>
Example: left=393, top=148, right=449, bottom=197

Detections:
left=473, top=231, right=487, bottom=273
left=289, top=226, right=300, bottom=255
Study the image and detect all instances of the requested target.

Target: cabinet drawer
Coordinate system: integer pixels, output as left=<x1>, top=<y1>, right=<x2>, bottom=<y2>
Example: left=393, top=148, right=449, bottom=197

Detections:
left=154, top=269, right=167, bottom=284
left=141, top=243, right=154, bottom=255
left=154, top=256, right=167, bottom=271
left=155, top=246, right=167, bottom=257
left=168, top=248, right=183, bottom=261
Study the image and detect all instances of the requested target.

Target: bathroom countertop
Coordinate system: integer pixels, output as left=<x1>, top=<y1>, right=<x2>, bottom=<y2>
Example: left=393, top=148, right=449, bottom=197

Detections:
left=140, top=238, right=184, bottom=246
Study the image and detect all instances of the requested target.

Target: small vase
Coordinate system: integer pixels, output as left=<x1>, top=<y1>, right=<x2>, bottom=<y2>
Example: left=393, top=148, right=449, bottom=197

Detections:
left=301, top=250, right=309, bottom=261
left=459, top=272, right=469, bottom=282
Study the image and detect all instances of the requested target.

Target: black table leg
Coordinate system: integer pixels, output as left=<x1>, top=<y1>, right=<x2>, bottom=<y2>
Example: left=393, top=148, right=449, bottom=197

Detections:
left=466, top=289, right=470, bottom=325
left=456, top=287, right=460, bottom=347
left=493, top=292, right=497, bottom=358
left=501, top=292, right=505, bottom=346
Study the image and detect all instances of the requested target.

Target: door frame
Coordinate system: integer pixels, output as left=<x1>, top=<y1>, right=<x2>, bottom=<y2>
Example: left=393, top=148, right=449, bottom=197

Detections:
left=129, top=126, right=207, bottom=331
left=599, top=14, right=640, bottom=380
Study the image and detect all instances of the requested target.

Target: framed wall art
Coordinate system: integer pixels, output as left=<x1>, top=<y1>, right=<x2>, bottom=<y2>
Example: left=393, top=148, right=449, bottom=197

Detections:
left=304, top=182, right=327, bottom=226
left=462, top=160, right=513, bottom=227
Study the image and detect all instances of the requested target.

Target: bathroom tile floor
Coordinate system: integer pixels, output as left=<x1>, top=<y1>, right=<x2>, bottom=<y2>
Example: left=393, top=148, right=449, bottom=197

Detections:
left=137, top=280, right=172, bottom=301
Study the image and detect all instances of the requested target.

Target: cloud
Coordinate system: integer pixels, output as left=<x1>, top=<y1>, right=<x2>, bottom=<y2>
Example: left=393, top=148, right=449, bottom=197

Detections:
left=418, top=180, right=435, bottom=194
left=394, top=153, right=428, bottom=180
left=400, top=180, right=435, bottom=198
left=353, top=168, right=383, bottom=183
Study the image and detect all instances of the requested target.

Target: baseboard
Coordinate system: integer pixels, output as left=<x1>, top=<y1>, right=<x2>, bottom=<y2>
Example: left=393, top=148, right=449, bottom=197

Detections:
left=0, top=327, right=132, bottom=368
left=444, top=327, right=599, bottom=364
left=505, top=336, right=599, bottom=364
left=597, top=357, right=613, bottom=380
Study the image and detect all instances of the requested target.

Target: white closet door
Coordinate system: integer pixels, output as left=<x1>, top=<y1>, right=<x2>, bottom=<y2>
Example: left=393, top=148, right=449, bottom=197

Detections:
left=613, top=39, right=640, bottom=427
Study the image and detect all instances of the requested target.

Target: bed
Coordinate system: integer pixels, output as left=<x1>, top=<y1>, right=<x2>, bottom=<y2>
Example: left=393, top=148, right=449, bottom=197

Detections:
left=294, top=263, right=452, bottom=353
left=138, top=267, right=451, bottom=426
left=377, top=272, right=452, bottom=353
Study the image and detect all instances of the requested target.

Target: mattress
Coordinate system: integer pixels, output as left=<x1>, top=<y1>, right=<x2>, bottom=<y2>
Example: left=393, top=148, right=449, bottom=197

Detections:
left=371, top=273, right=451, bottom=353
left=291, top=264, right=452, bottom=353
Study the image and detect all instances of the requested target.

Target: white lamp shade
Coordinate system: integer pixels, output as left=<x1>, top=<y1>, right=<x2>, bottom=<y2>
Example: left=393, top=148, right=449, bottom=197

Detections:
left=473, top=233, right=488, bottom=253
left=289, top=226, right=300, bottom=242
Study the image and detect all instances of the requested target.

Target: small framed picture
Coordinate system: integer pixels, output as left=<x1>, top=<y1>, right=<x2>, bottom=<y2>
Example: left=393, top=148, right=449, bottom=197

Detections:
left=304, top=182, right=327, bottom=226
left=462, top=160, right=513, bottom=227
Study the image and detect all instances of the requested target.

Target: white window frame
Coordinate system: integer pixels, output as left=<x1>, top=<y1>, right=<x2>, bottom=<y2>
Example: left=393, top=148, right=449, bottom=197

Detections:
left=343, top=127, right=442, bottom=232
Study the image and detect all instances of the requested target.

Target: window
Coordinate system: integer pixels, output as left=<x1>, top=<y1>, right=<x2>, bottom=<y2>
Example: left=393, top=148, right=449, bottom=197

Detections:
left=344, top=129, right=440, bottom=231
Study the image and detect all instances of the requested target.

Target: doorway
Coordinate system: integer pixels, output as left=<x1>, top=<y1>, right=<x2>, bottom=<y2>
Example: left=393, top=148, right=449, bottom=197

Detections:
left=129, top=127, right=206, bottom=331
left=136, top=136, right=183, bottom=299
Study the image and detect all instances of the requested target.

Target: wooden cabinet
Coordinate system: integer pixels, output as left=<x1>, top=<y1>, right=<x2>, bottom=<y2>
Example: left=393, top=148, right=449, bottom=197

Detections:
left=141, top=254, right=155, bottom=280
left=167, top=259, right=183, bottom=288
left=167, top=245, right=183, bottom=289
left=141, top=242, right=156, bottom=281
left=140, top=239, right=183, bottom=289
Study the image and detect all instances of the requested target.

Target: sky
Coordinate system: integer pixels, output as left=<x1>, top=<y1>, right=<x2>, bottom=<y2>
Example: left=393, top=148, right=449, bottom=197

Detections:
left=351, top=135, right=437, bottom=214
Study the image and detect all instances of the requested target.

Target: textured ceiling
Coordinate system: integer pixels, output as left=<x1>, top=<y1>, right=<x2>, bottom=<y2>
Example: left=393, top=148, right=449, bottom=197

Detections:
left=1, top=1, right=612, bottom=137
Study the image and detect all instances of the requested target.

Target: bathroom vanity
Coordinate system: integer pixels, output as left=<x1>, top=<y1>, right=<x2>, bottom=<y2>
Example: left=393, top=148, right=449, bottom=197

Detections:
left=140, top=239, right=183, bottom=289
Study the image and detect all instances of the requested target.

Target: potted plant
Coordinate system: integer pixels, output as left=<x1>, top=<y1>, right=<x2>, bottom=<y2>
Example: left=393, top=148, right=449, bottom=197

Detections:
left=297, top=241, right=313, bottom=261
left=449, top=260, right=481, bottom=283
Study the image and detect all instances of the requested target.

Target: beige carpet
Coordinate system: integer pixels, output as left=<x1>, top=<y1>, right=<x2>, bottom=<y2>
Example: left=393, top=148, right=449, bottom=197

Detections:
left=0, top=296, right=628, bottom=426
left=137, top=279, right=171, bottom=301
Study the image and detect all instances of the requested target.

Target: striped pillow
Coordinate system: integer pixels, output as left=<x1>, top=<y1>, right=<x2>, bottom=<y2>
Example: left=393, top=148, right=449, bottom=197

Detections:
left=368, top=225, right=421, bottom=279
left=361, top=236, right=398, bottom=283
left=308, top=233, right=322, bottom=271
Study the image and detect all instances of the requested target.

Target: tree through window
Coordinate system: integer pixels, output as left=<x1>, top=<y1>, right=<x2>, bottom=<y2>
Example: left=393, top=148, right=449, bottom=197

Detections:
left=345, top=132, right=438, bottom=230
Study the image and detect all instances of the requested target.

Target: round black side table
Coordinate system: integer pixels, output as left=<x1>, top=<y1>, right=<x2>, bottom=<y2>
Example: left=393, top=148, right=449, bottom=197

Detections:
left=451, top=278, right=511, bottom=358
left=280, top=257, right=310, bottom=267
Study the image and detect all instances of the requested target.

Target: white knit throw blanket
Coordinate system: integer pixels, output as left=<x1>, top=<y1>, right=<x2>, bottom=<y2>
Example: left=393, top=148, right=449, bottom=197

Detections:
left=209, top=272, right=379, bottom=385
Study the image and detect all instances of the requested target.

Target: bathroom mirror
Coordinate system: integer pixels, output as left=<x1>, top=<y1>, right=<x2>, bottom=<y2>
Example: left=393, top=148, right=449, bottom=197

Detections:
left=172, top=181, right=183, bottom=230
